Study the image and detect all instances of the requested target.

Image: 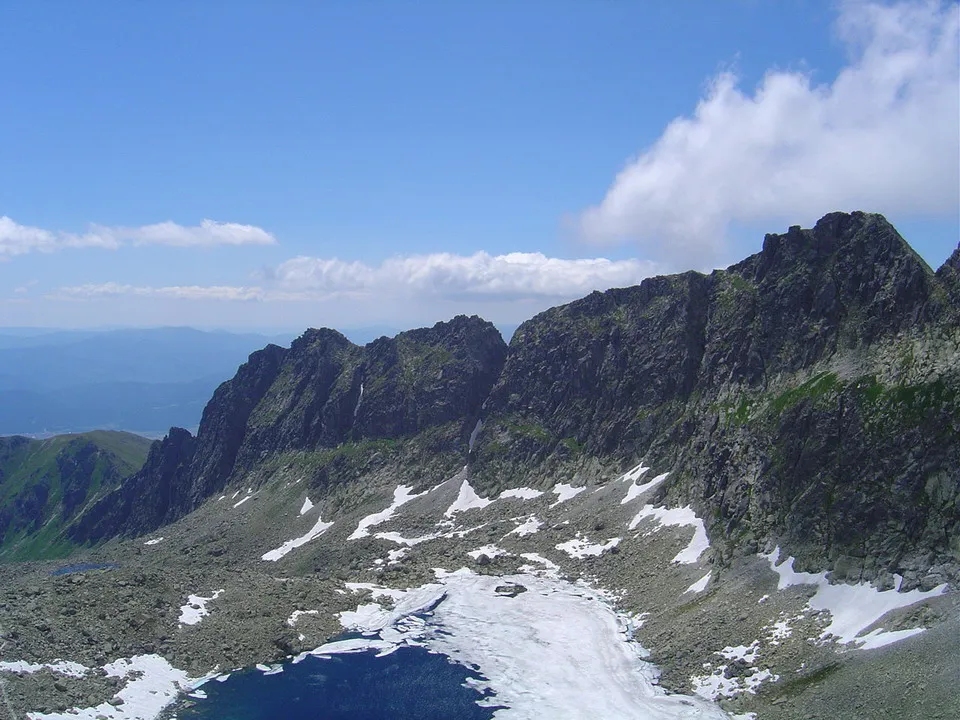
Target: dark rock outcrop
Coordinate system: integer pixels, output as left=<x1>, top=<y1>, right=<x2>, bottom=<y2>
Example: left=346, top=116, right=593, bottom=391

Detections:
left=472, top=211, right=959, bottom=587
left=64, top=212, right=960, bottom=587
left=70, top=316, right=508, bottom=542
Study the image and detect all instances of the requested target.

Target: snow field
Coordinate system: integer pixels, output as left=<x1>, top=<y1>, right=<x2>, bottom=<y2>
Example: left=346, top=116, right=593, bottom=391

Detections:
left=324, top=569, right=729, bottom=719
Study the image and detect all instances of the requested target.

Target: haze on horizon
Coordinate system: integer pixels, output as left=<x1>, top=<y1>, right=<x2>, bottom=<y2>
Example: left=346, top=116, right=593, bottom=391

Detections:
left=1, top=1, right=957, bottom=332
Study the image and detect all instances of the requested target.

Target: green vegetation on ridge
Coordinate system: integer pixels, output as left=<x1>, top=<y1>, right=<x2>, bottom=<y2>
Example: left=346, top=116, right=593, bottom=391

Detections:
left=0, top=430, right=152, bottom=562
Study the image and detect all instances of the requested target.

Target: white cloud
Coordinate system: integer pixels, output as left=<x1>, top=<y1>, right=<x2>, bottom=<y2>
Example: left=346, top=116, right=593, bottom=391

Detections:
left=272, top=251, right=658, bottom=300
left=13, top=280, right=39, bottom=294
left=0, top=217, right=275, bottom=258
left=577, top=0, right=960, bottom=264
left=56, top=283, right=269, bottom=302
left=56, top=251, right=658, bottom=304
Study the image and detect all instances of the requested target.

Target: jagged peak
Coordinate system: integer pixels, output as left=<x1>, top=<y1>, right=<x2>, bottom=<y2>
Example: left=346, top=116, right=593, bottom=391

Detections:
left=938, top=244, right=960, bottom=274
left=292, top=327, right=354, bottom=352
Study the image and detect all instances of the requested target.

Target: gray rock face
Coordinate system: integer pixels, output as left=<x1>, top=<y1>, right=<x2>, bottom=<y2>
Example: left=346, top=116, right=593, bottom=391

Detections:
left=472, top=211, right=959, bottom=586
left=67, top=212, right=958, bottom=587
left=70, top=316, right=507, bottom=542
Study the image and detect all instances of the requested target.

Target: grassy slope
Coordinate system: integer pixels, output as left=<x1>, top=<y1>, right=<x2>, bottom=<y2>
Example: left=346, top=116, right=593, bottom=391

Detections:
left=0, top=430, right=152, bottom=561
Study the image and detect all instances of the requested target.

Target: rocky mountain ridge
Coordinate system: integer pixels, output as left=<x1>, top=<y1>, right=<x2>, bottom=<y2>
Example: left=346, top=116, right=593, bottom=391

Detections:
left=66, top=211, right=959, bottom=591
left=0, top=211, right=958, bottom=720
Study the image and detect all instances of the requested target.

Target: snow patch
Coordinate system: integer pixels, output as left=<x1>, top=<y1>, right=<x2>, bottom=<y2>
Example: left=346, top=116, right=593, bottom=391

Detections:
left=444, top=476, right=492, bottom=517
left=287, top=610, right=319, bottom=627
left=178, top=590, right=223, bottom=626
left=507, top=515, right=543, bottom=537
left=621, top=472, right=669, bottom=505
left=468, top=418, right=483, bottom=453
left=517, top=553, right=561, bottom=578
left=143, top=537, right=164, bottom=546
left=374, top=531, right=439, bottom=546
left=25, top=654, right=199, bottom=720
left=719, top=641, right=761, bottom=664
left=556, top=534, right=621, bottom=559
left=629, top=504, right=710, bottom=564
left=498, top=487, right=543, bottom=500
left=261, top=514, right=334, bottom=561
left=299, top=497, right=314, bottom=516
left=353, top=382, right=364, bottom=419
left=0, top=660, right=89, bottom=678
left=762, top=547, right=947, bottom=649
left=550, top=483, right=585, bottom=506
left=619, top=461, right=650, bottom=484
left=684, top=572, right=711, bottom=595
left=232, top=494, right=253, bottom=508
left=691, top=666, right=778, bottom=701
left=349, top=485, right=425, bottom=539
left=467, top=544, right=508, bottom=560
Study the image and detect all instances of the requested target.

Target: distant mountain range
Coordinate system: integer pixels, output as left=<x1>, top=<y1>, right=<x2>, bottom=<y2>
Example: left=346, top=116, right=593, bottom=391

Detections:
left=0, top=327, right=296, bottom=436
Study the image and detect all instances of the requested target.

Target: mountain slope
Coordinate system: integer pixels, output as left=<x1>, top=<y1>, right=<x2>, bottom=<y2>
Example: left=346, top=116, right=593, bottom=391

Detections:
left=65, top=213, right=960, bottom=589
left=0, top=430, right=152, bottom=561
left=0, top=212, right=957, bottom=720
left=473, top=211, right=959, bottom=588
left=69, top=315, right=508, bottom=542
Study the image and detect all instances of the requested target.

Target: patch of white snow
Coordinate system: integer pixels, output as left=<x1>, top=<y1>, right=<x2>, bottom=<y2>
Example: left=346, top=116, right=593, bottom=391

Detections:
left=621, top=472, right=669, bottom=505
left=550, top=483, right=585, bottom=507
left=556, top=535, right=621, bottom=559
left=26, top=654, right=198, bottom=720
left=178, top=590, right=223, bottom=626
left=498, top=487, right=543, bottom=500
left=762, top=547, right=947, bottom=649
left=467, top=544, right=508, bottom=560
left=443, top=476, right=492, bottom=517
left=299, top=497, right=314, bottom=516
left=261, top=514, right=334, bottom=561
left=629, top=504, right=710, bottom=564
left=349, top=485, right=424, bottom=540
left=507, top=515, right=543, bottom=536
left=684, top=572, right=711, bottom=595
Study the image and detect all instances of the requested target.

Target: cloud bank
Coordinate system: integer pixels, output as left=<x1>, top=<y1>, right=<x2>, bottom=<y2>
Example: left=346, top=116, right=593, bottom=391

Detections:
left=0, top=217, right=275, bottom=258
left=57, top=251, right=659, bottom=303
left=577, top=0, right=960, bottom=264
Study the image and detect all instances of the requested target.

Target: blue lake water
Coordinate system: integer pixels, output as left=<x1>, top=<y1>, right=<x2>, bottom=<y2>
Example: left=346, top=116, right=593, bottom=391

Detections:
left=173, top=646, right=503, bottom=720
left=49, top=562, right=119, bottom=576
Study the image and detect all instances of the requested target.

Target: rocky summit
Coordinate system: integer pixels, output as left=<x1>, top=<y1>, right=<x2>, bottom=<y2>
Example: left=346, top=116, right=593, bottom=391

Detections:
left=1, top=212, right=958, bottom=720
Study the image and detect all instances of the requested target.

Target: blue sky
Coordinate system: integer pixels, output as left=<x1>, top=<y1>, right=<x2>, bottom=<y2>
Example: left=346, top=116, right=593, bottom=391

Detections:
left=1, top=1, right=957, bottom=331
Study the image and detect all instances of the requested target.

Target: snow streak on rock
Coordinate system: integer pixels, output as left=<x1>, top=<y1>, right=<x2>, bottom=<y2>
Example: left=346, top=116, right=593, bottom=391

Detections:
left=556, top=534, right=621, bottom=559
left=349, top=485, right=424, bottom=539
left=444, top=476, right=492, bottom=517
left=261, top=514, right=334, bottom=561
left=629, top=504, right=710, bottom=564
left=178, top=590, right=224, bottom=626
left=549, top=483, right=585, bottom=507
left=762, top=547, right=947, bottom=649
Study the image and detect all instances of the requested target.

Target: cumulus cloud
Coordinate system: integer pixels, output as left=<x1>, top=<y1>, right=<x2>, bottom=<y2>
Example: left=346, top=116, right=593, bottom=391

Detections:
left=56, top=283, right=269, bottom=302
left=0, top=216, right=275, bottom=258
left=273, top=251, right=659, bottom=300
left=577, top=0, right=960, bottom=264
left=57, top=251, right=658, bottom=304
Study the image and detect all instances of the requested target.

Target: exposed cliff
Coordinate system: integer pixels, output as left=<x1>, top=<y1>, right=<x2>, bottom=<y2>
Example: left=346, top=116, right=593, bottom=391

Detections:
left=471, top=212, right=959, bottom=588
left=69, top=316, right=508, bottom=542
left=64, top=213, right=960, bottom=588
